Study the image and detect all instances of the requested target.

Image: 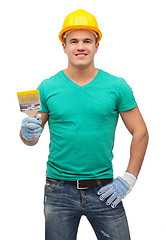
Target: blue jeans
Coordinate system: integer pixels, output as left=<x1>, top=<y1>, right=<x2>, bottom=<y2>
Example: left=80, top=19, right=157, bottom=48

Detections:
left=44, top=178, right=131, bottom=240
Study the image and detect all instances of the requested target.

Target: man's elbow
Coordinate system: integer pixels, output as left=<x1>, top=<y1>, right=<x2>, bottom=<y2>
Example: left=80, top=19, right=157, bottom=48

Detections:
left=143, top=127, right=149, bottom=144
left=135, top=126, right=149, bottom=144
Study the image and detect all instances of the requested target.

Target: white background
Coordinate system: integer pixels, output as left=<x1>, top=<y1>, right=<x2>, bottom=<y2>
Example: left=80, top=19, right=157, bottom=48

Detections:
left=0, top=0, right=166, bottom=239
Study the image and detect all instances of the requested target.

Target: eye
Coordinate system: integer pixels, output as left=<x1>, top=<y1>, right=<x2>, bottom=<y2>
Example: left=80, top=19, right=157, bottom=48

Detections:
left=84, top=40, right=92, bottom=44
left=70, top=40, right=77, bottom=44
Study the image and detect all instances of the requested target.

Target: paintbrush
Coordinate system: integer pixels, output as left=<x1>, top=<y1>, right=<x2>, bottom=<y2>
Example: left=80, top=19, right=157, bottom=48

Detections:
left=17, top=90, right=41, bottom=117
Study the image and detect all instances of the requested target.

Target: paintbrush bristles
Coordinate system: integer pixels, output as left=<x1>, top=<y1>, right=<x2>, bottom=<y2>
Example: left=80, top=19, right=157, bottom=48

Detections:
left=17, top=89, right=41, bottom=115
left=17, top=90, right=40, bottom=104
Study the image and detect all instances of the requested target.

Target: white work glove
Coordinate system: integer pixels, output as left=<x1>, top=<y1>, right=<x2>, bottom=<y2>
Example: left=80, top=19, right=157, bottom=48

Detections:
left=97, top=171, right=137, bottom=208
left=21, top=114, right=43, bottom=141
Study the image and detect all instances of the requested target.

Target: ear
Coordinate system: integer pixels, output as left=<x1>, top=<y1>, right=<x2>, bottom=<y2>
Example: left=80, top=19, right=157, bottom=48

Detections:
left=62, top=43, right=66, bottom=53
left=95, top=42, right=99, bottom=53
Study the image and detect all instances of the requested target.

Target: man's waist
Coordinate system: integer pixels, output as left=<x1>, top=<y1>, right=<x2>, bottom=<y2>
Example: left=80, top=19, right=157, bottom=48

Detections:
left=46, top=177, right=113, bottom=189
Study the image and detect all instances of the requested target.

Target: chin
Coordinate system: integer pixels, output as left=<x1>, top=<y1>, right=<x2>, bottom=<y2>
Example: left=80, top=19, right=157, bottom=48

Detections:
left=75, top=64, right=90, bottom=69
left=72, top=60, right=93, bottom=69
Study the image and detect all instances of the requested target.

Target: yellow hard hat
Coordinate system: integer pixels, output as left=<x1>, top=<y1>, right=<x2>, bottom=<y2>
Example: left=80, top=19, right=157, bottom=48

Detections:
left=59, top=9, right=102, bottom=43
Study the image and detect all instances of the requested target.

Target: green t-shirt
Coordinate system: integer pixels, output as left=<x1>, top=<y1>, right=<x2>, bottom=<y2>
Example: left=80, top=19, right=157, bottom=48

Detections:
left=37, top=69, right=137, bottom=180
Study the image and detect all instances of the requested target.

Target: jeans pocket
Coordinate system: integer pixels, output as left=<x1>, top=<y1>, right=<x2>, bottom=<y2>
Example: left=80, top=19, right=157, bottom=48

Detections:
left=45, top=178, right=59, bottom=193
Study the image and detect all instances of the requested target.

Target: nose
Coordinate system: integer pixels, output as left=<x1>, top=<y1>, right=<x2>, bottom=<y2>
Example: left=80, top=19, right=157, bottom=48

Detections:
left=77, top=41, right=85, bottom=51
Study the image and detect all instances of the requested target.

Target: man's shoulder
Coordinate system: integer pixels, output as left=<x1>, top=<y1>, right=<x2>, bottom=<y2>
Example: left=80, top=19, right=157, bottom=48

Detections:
left=99, top=69, right=122, bottom=85
left=39, top=70, right=63, bottom=88
left=42, top=70, right=63, bottom=84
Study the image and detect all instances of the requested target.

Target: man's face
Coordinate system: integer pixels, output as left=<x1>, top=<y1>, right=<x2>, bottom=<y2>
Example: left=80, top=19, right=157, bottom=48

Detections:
left=62, top=29, right=99, bottom=69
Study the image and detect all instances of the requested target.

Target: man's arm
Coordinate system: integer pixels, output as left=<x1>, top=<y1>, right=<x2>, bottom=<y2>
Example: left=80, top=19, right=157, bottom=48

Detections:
left=97, top=106, right=148, bottom=207
left=120, top=106, right=149, bottom=177
left=20, top=112, right=49, bottom=146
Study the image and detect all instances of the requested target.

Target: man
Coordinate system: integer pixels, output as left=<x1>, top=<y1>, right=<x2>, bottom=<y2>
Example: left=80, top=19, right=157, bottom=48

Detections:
left=20, top=9, right=149, bottom=240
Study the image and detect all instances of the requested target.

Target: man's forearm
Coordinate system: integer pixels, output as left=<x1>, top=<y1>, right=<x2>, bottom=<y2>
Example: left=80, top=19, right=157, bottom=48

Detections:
left=127, top=128, right=149, bottom=177
left=20, top=130, right=39, bottom=146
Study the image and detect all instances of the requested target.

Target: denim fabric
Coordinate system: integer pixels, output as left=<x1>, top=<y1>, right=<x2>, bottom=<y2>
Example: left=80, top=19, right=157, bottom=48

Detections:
left=44, top=178, right=131, bottom=240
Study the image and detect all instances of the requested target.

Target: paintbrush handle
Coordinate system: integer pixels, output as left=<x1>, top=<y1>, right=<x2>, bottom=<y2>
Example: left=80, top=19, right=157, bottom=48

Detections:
left=23, top=109, right=41, bottom=118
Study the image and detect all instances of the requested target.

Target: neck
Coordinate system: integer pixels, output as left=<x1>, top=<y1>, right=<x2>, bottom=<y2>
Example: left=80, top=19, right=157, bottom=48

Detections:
left=64, top=63, right=98, bottom=83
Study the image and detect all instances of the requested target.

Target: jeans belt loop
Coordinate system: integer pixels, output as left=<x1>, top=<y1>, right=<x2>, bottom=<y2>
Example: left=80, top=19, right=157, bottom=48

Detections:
left=59, top=180, right=65, bottom=186
left=96, top=179, right=102, bottom=188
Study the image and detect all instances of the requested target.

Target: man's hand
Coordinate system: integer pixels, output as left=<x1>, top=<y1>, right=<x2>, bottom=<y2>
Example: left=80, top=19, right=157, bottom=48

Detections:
left=97, top=172, right=137, bottom=208
left=21, top=114, right=43, bottom=141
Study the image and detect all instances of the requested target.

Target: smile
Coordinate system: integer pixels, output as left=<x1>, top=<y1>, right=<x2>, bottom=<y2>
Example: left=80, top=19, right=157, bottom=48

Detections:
left=75, top=53, right=88, bottom=56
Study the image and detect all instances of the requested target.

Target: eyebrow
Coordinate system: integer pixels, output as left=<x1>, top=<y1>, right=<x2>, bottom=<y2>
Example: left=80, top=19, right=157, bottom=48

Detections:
left=69, top=38, right=93, bottom=42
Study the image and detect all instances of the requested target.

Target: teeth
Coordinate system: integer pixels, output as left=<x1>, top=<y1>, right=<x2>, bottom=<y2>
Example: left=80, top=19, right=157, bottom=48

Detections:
left=76, top=54, right=87, bottom=56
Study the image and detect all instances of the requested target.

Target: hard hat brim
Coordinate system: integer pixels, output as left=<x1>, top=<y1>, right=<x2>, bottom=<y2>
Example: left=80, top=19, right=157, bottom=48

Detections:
left=59, top=25, right=102, bottom=43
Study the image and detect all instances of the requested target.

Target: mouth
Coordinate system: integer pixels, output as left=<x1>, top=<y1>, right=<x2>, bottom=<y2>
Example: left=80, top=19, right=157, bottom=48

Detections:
left=75, top=53, right=88, bottom=57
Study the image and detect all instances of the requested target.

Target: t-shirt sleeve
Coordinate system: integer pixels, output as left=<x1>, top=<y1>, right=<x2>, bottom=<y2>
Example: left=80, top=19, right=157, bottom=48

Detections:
left=117, top=78, right=137, bottom=112
left=37, top=81, right=49, bottom=113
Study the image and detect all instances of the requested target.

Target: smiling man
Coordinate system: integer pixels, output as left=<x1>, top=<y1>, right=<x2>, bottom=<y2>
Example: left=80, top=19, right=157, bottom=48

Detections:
left=60, top=29, right=100, bottom=90
left=19, top=9, right=149, bottom=240
left=63, top=29, right=99, bottom=73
